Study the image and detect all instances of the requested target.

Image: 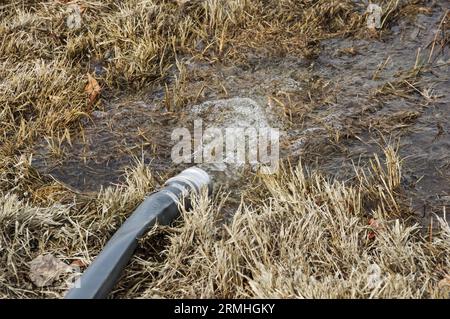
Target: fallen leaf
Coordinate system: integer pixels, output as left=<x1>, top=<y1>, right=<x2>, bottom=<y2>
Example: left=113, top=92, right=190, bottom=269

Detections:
left=29, top=254, right=72, bottom=287
left=368, top=218, right=380, bottom=240
left=85, top=73, right=101, bottom=106
left=369, top=218, right=380, bottom=228
left=70, top=259, right=88, bottom=268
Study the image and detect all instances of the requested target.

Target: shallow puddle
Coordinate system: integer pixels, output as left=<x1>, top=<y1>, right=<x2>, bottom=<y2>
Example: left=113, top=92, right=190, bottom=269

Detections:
left=32, top=98, right=179, bottom=191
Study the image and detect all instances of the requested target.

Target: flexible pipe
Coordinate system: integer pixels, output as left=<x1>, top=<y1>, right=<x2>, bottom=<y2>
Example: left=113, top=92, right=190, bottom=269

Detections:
left=65, top=167, right=212, bottom=299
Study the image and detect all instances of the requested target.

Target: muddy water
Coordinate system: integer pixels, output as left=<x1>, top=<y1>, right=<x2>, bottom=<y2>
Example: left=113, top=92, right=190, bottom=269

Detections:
left=32, top=1, right=449, bottom=223
left=32, top=98, right=178, bottom=191
left=310, top=4, right=450, bottom=224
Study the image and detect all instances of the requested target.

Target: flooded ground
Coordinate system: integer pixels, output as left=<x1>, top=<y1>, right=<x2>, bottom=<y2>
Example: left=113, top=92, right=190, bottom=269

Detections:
left=32, top=98, right=178, bottom=190
left=32, top=1, right=449, bottom=223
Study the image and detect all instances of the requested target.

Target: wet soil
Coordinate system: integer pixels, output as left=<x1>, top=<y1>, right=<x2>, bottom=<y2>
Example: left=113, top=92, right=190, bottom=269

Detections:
left=32, top=1, right=449, bottom=223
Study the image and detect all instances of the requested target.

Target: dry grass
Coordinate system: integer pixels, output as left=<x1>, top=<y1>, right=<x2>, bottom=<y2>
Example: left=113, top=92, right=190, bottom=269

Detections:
left=3, top=147, right=448, bottom=299
left=0, top=160, right=156, bottom=298
left=120, top=147, right=448, bottom=298
left=1, top=0, right=448, bottom=299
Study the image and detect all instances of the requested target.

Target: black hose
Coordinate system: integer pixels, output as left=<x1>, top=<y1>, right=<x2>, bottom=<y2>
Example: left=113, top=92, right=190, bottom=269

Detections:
left=64, top=167, right=212, bottom=299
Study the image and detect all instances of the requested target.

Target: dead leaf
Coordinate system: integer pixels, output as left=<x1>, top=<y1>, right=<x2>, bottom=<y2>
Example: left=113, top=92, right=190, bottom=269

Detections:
left=85, top=73, right=101, bottom=106
left=368, top=218, right=380, bottom=240
left=369, top=218, right=379, bottom=228
left=29, top=254, right=72, bottom=287
left=70, top=259, right=88, bottom=268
